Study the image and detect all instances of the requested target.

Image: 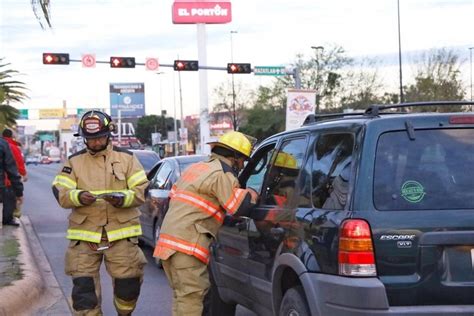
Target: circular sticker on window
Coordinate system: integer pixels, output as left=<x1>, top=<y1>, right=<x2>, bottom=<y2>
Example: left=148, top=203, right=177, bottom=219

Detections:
left=401, top=180, right=425, bottom=203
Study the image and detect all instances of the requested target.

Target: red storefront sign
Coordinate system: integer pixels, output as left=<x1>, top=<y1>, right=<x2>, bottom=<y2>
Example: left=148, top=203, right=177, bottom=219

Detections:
left=172, top=1, right=232, bottom=24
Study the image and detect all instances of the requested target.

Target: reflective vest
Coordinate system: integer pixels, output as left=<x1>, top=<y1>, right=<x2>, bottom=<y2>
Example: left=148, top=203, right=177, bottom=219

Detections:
left=52, top=144, right=149, bottom=243
left=153, top=154, right=253, bottom=264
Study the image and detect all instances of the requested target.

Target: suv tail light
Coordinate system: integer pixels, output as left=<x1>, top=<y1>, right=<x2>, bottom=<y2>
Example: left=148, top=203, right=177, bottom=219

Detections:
left=338, top=219, right=376, bottom=276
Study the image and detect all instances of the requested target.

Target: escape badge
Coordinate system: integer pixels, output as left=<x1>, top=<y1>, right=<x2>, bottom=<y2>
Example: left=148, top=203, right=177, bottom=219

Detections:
left=401, top=180, right=425, bottom=203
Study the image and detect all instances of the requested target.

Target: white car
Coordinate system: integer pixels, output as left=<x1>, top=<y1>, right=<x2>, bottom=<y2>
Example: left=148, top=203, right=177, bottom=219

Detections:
left=25, top=154, right=41, bottom=166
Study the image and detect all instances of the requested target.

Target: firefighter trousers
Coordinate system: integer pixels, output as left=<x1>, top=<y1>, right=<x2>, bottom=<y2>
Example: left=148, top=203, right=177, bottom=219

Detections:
left=65, top=237, right=147, bottom=316
left=162, top=252, right=210, bottom=316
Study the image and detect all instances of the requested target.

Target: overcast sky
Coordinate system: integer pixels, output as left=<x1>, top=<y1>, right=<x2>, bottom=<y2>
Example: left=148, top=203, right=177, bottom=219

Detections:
left=1, top=0, right=472, bottom=127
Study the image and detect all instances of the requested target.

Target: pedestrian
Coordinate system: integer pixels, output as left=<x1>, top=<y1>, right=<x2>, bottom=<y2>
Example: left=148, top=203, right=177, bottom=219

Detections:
left=51, top=110, right=149, bottom=315
left=153, top=131, right=258, bottom=316
left=2, top=128, right=27, bottom=226
left=0, top=136, right=23, bottom=227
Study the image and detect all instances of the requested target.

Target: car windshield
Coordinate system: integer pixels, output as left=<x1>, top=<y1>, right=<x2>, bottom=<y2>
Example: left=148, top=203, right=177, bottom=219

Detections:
left=373, top=128, right=474, bottom=210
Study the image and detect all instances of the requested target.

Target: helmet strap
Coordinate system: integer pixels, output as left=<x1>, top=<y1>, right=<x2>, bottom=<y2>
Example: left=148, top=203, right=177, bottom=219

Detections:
left=84, top=135, right=110, bottom=153
left=231, top=152, right=241, bottom=174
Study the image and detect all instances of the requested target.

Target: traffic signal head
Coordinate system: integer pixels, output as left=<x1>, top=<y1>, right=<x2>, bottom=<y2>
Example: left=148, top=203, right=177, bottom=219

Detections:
left=174, top=60, right=199, bottom=71
left=227, top=63, right=251, bottom=74
left=43, top=53, right=70, bottom=65
left=110, top=57, right=136, bottom=68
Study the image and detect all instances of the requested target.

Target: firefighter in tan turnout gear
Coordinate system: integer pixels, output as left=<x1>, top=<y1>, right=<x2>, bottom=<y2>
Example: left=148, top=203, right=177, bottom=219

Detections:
left=154, top=131, right=258, bottom=316
left=52, top=110, right=149, bottom=316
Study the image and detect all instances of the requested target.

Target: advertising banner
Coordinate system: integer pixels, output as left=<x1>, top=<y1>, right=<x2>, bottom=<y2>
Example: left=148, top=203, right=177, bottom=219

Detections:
left=286, top=89, right=317, bottom=131
left=109, top=83, right=145, bottom=118
left=172, top=1, right=231, bottom=24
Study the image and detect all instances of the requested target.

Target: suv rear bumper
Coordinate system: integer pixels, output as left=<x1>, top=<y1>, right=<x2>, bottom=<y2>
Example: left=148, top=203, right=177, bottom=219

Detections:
left=303, top=273, right=474, bottom=315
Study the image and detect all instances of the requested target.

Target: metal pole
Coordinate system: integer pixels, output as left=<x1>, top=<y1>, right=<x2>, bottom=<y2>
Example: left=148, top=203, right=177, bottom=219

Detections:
left=197, top=24, right=211, bottom=154
left=397, top=0, right=404, bottom=103
left=469, top=47, right=473, bottom=103
left=311, top=46, right=324, bottom=113
left=172, top=71, right=178, bottom=155
left=118, top=109, right=122, bottom=145
left=230, top=30, right=238, bottom=130
left=178, top=67, right=184, bottom=155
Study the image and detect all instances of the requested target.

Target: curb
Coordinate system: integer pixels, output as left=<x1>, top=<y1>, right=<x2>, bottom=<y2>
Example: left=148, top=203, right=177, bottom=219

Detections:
left=0, top=217, right=44, bottom=315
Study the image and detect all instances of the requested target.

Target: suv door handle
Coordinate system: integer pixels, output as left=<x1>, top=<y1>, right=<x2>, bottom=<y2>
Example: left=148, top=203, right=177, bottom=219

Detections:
left=270, top=227, right=286, bottom=237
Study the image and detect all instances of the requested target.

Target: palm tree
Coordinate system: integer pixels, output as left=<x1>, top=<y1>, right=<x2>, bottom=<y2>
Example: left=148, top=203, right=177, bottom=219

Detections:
left=31, top=0, right=52, bottom=29
left=0, top=59, right=28, bottom=128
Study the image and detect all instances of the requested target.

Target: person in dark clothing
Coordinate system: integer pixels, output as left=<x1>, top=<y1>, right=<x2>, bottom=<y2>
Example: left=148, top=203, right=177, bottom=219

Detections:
left=2, top=128, right=27, bottom=226
left=0, top=137, right=23, bottom=226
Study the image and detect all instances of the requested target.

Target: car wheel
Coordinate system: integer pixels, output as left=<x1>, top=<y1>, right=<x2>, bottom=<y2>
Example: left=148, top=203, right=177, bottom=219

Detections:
left=279, top=286, right=310, bottom=316
left=203, top=268, right=236, bottom=316
left=153, top=223, right=163, bottom=269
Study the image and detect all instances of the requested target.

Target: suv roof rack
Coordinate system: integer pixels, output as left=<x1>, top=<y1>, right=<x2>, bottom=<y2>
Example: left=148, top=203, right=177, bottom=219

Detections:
left=303, top=101, right=474, bottom=125
left=365, top=100, right=474, bottom=116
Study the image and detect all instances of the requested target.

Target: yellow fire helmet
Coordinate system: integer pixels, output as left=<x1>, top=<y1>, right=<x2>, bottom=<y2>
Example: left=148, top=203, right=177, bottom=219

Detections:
left=274, top=152, right=298, bottom=170
left=208, top=131, right=253, bottom=158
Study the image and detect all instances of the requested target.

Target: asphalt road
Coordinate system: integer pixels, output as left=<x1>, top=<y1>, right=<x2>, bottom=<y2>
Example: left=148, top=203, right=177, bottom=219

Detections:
left=23, top=162, right=256, bottom=316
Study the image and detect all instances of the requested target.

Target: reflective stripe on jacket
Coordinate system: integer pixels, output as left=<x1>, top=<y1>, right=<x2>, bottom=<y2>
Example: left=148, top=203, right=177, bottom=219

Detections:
left=51, top=144, right=149, bottom=243
left=153, top=153, right=253, bottom=264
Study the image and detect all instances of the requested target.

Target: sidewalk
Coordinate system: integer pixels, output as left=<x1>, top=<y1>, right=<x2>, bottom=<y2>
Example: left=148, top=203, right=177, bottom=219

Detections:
left=0, top=216, right=71, bottom=315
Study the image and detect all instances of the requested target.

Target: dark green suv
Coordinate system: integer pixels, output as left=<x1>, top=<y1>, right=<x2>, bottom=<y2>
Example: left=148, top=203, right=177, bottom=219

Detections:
left=208, top=101, right=474, bottom=315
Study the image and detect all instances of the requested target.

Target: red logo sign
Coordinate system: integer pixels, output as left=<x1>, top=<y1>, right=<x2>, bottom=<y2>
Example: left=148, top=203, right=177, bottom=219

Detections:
left=172, top=1, right=232, bottom=24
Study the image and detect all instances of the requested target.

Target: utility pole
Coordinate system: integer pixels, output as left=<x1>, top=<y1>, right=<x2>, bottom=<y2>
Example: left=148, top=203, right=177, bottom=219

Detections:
left=397, top=0, right=404, bottom=103
left=230, top=30, right=238, bottom=130
left=311, top=46, right=324, bottom=113
left=469, top=47, right=473, bottom=103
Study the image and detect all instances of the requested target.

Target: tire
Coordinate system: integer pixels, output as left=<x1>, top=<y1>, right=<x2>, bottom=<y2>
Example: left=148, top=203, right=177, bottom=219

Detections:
left=203, top=269, right=236, bottom=316
left=153, top=223, right=163, bottom=269
left=279, top=286, right=310, bottom=316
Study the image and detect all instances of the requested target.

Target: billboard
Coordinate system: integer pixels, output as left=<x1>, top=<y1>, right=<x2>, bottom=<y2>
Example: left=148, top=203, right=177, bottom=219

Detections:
left=286, top=89, right=316, bottom=131
left=172, top=1, right=232, bottom=24
left=109, top=83, right=145, bottom=118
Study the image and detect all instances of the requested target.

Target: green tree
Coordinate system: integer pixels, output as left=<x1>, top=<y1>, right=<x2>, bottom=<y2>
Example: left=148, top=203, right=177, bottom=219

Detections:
left=0, top=59, right=26, bottom=129
left=239, top=85, right=286, bottom=141
left=276, top=45, right=354, bottom=110
left=253, top=45, right=385, bottom=113
left=212, top=80, right=254, bottom=130
left=339, top=58, right=388, bottom=111
left=404, top=48, right=466, bottom=112
left=135, top=115, right=176, bottom=145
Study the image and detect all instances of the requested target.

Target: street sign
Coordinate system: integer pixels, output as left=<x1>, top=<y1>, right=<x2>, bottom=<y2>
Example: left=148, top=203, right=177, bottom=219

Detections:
left=151, top=132, right=161, bottom=145
left=81, top=54, right=96, bottom=68
left=254, top=66, right=287, bottom=76
left=18, top=109, right=28, bottom=120
left=145, top=58, right=159, bottom=71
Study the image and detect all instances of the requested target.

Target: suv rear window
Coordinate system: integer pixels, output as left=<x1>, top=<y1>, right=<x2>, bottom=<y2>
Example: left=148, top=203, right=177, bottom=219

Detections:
left=374, top=128, right=474, bottom=210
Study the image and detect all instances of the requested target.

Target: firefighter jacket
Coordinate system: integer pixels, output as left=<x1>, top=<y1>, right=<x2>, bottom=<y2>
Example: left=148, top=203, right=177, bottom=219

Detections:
left=154, top=153, right=254, bottom=264
left=52, top=144, right=149, bottom=244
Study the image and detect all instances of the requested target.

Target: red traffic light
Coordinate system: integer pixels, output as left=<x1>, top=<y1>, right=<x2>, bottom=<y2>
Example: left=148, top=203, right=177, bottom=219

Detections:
left=173, top=60, right=199, bottom=71
left=43, top=53, right=70, bottom=65
left=110, top=57, right=136, bottom=68
left=227, top=63, right=251, bottom=74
